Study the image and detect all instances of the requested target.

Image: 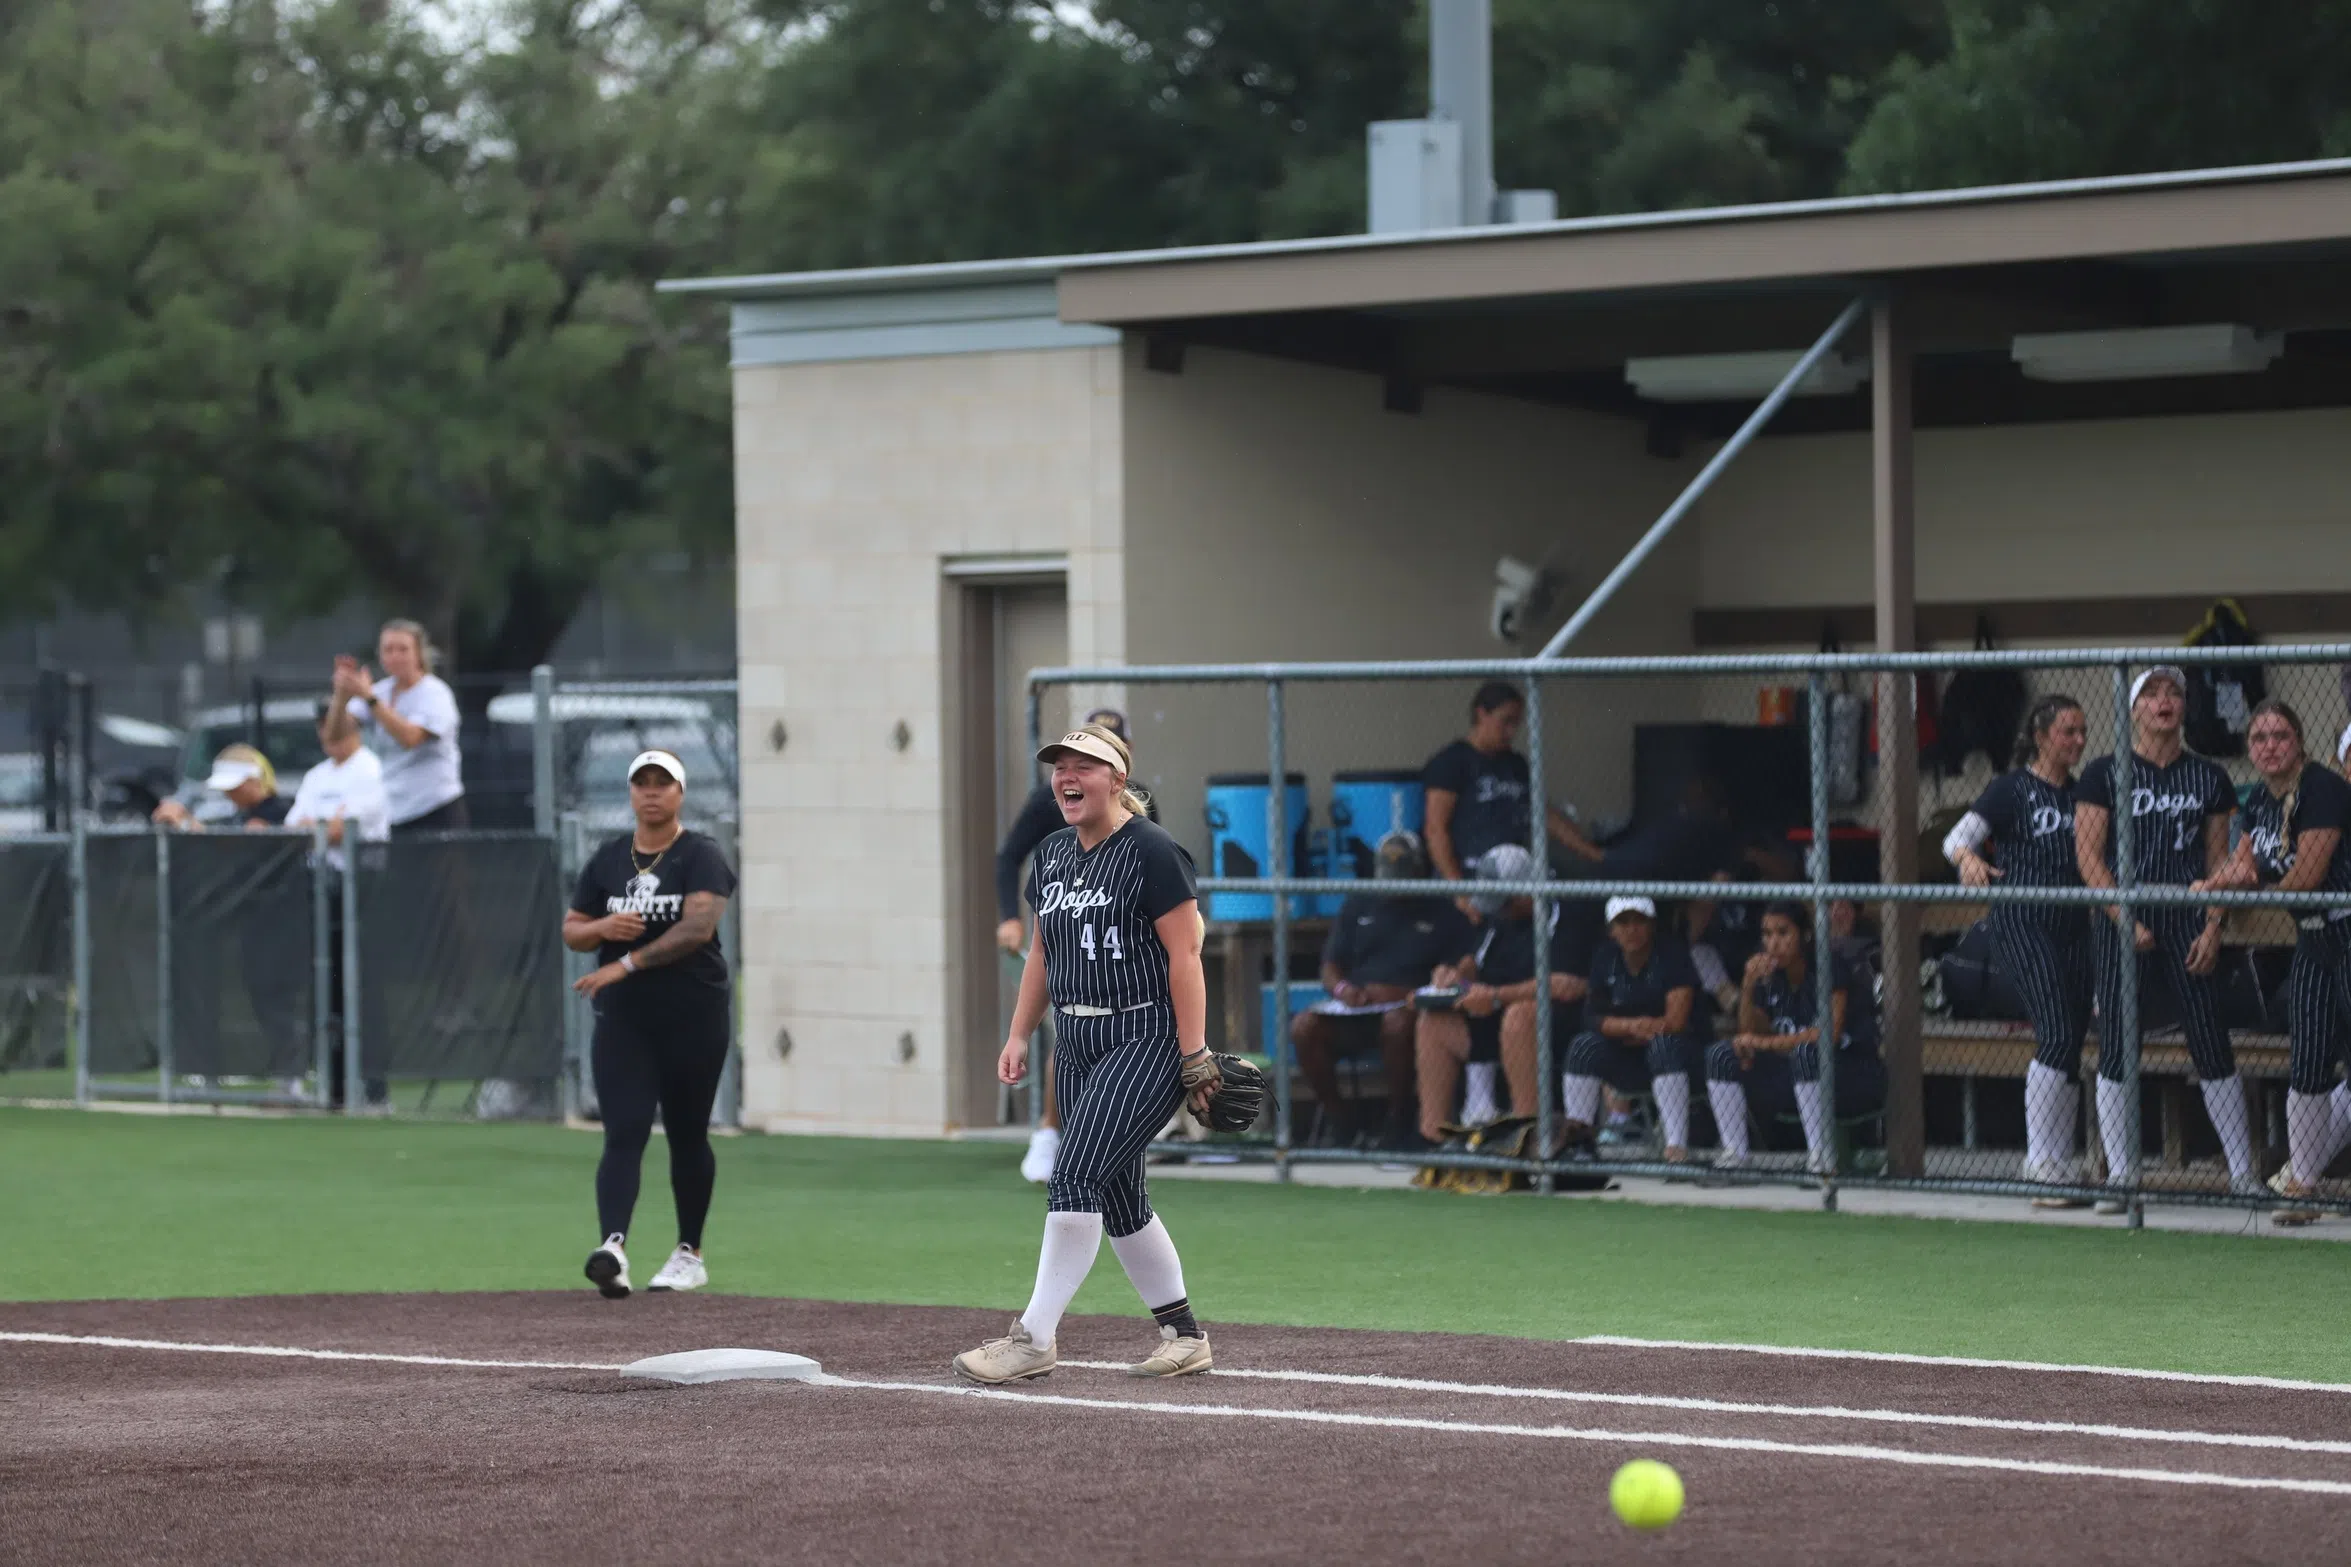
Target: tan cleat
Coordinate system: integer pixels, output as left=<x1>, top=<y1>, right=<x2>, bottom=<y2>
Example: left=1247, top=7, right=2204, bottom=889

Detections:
left=1126, top=1325, right=1213, bottom=1378
left=952, top=1321, right=1056, bottom=1385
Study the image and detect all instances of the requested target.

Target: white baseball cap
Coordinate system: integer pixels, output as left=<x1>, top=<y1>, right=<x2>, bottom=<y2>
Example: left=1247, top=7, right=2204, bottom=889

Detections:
left=628, top=749, right=686, bottom=785
left=2129, top=664, right=2189, bottom=708
left=1606, top=895, right=1658, bottom=923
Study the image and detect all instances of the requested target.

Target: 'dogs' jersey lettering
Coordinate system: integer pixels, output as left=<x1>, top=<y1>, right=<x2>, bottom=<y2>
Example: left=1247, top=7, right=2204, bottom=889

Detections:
left=1968, top=769, right=2081, bottom=888
left=2079, top=751, right=2233, bottom=887
left=1027, top=817, right=1199, bottom=1010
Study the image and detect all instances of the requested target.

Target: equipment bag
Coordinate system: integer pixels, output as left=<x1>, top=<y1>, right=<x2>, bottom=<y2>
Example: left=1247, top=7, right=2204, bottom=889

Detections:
left=2182, top=599, right=2264, bottom=758
left=1935, top=919, right=2029, bottom=1023
left=1932, top=617, right=2029, bottom=777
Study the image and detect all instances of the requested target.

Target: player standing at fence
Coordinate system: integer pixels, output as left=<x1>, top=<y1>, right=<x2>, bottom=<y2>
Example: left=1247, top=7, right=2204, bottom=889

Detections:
left=2075, top=665, right=2256, bottom=1207
left=328, top=619, right=467, bottom=834
left=1943, top=695, right=2095, bottom=1204
left=955, top=723, right=1222, bottom=1385
left=2198, top=702, right=2351, bottom=1223
left=563, top=749, right=737, bottom=1297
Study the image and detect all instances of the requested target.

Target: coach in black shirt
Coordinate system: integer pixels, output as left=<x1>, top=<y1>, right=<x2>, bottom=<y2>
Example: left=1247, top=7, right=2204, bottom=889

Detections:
left=1292, top=832, right=1473, bottom=1148
left=1423, top=682, right=1602, bottom=908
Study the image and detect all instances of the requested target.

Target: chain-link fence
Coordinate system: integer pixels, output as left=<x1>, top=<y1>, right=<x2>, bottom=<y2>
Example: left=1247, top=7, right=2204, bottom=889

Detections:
left=5, top=825, right=572, bottom=1119
left=1033, top=643, right=2351, bottom=1223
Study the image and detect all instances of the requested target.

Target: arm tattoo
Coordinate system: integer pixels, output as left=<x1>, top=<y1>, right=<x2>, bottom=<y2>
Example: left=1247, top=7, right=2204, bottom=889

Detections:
left=628, top=891, right=726, bottom=970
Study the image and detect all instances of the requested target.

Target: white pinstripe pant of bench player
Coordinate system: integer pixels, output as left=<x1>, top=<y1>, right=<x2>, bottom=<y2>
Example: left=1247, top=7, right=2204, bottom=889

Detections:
left=2091, top=907, right=2252, bottom=1188
left=1048, top=1001, right=1185, bottom=1236
left=2282, top=917, right=2351, bottom=1187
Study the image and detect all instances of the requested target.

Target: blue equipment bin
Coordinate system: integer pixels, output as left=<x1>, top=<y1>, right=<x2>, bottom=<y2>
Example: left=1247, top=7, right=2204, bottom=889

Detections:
left=1305, top=827, right=1349, bottom=918
left=1204, top=773, right=1310, bottom=920
left=1260, top=982, right=1330, bottom=1057
left=1328, top=770, right=1427, bottom=880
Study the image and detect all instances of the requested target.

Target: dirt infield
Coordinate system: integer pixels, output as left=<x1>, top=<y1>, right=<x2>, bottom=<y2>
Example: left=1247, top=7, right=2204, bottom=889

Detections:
left=5, top=1294, right=2348, bottom=1565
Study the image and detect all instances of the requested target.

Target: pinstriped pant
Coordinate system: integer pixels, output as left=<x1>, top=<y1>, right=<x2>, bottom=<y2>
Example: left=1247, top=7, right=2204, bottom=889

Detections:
left=2092, top=905, right=2234, bottom=1083
left=2286, top=919, right=2351, bottom=1095
left=1045, top=1003, right=1184, bottom=1238
left=1993, top=907, right=2093, bottom=1076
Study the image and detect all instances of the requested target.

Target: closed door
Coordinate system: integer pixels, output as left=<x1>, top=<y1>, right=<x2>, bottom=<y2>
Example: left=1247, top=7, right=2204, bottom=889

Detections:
left=995, top=585, right=1068, bottom=835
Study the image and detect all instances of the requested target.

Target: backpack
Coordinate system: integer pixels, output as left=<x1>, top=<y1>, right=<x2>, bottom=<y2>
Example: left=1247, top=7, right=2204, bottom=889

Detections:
left=1413, top=1117, right=1612, bottom=1194
left=2182, top=599, right=2264, bottom=758
left=1933, top=919, right=2028, bottom=1023
left=1931, top=617, right=2028, bottom=777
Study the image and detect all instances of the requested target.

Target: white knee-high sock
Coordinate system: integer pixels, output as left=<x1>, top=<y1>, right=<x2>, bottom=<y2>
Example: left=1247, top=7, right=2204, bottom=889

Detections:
left=2326, top=1084, right=2351, bottom=1173
left=1651, top=1075, right=1691, bottom=1150
left=2023, top=1061, right=2077, bottom=1176
left=2096, top=1076, right=2134, bottom=1187
left=1708, top=1080, right=1750, bottom=1159
left=1018, top=1211, right=1102, bottom=1347
left=2200, top=1076, right=2253, bottom=1180
left=1792, top=1080, right=1831, bottom=1166
left=2286, top=1090, right=2335, bottom=1187
left=1106, top=1216, right=1187, bottom=1312
left=1461, top=1062, right=1500, bottom=1125
left=1561, top=1073, right=1602, bottom=1125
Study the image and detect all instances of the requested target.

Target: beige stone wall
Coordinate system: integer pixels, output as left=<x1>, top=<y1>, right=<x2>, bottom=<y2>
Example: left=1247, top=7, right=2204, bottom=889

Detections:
left=1118, top=340, right=1699, bottom=854
left=1696, top=406, right=2351, bottom=612
left=733, top=344, right=1121, bottom=1136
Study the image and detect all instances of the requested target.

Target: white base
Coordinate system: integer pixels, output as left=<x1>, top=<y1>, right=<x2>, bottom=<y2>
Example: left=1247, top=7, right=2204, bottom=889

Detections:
left=619, top=1348, right=823, bottom=1384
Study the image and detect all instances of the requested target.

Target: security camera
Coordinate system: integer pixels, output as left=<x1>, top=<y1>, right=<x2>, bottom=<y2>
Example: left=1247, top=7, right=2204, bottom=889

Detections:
left=1490, top=556, right=1556, bottom=643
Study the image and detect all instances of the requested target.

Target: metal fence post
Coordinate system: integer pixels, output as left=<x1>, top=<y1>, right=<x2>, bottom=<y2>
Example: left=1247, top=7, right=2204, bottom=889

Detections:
left=1808, top=671, right=1837, bottom=1211
left=1268, top=678, right=1293, bottom=1181
left=2109, top=662, right=2143, bottom=1228
left=155, top=829, right=173, bottom=1106
left=311, top=824, right=333, bottom=1106
left=531, top=664, right=557, bottom=841
left=714, top=816, right=743, bottom=1130
left=560, top=811, right=587, bottom=1123
left=343, top=840, right=363, bottom=1115
left=71, top=816, right=90, bottom=1106
left=1026, top=679, right=1045, bottom=1130
left=1525, top=670, right=1555, bottom=1193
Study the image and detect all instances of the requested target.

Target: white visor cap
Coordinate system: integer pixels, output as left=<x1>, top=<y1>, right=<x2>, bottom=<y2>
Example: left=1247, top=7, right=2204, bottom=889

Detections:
left=628, top=749, right=687, bottom=785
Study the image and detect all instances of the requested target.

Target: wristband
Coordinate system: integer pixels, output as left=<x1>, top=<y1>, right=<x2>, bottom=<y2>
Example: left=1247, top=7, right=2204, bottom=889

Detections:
left=620, top=954, right=637, bottom=975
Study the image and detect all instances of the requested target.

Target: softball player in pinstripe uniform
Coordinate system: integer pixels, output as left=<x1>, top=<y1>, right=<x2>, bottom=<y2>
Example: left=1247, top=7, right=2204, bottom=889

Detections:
left=955, top=724, right=1223, bottom=1386
left=2200, top=701, right=2351, bottom=1223
left=2075, top=665, right=2256, bottom=1206
left=1943, top=695, right=2094, bottom=1202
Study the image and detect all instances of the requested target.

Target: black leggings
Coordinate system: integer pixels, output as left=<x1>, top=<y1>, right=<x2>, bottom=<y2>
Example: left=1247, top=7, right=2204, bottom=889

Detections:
left=592, top=994, right=730, bottom=1247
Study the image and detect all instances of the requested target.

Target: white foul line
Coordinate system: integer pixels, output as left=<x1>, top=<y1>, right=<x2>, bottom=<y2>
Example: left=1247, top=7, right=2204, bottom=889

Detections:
left=815, top=1375, right=2351, bottom=1498
left=18, top=1330, right=2350, bottom=1495
left=1056, top=1361, right=2351, bottom=1457
left=1570, top=1335, right=2351, bottom=1396
left=0, top=1331, right=620, bottom=1373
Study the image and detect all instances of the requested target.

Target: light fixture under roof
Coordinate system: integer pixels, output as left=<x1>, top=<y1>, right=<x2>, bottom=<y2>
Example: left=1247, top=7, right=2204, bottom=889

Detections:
left=2010, top=323, right=2283, bottom=383
left=1625, top=350, right=1870, bottom=403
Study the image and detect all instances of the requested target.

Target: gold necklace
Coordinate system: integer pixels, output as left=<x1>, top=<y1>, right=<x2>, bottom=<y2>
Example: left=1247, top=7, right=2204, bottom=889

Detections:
left=631, top=827, right=682, bottom=875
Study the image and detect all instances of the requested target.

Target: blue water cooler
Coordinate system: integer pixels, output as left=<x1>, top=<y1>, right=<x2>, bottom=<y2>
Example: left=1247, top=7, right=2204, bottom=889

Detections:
left=1328, top=770, right=1427, bottom=879
left=1203, top=773, right=1310, bottom=921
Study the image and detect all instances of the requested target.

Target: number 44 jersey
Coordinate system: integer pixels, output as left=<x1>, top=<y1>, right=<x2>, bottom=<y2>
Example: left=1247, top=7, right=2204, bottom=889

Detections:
left=1027, top=816, right=1199, bottom=1010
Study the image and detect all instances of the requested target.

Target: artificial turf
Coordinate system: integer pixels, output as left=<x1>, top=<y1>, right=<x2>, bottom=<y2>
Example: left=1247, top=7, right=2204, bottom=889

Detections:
left=5, top=1105, right=2344, bottom=1382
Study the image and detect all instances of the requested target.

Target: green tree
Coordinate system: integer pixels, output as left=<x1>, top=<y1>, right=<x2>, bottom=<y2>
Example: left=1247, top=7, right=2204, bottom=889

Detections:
left=1844, top=0, right=2351, bottom=193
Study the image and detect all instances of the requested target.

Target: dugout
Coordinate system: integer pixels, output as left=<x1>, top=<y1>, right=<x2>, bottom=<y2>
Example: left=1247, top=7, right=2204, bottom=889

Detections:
left=664, top=157, right=2351, bottom=1139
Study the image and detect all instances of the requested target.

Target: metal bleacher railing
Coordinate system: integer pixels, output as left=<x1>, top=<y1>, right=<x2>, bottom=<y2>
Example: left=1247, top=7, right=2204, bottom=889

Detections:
left=1030, top=643, right=2351, bottom=1228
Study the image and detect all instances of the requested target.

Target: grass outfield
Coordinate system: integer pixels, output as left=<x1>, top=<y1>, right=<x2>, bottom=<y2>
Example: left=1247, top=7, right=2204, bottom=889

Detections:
left=6, top=1105, right=2343, bottom=1382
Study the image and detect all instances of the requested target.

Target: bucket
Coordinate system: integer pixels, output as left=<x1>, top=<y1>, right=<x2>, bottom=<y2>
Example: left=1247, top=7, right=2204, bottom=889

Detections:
left=1203, top=772, right=1309, bottom=921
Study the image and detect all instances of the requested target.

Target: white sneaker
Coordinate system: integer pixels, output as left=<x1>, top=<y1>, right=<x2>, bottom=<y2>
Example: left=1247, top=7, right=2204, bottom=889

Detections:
left=1712, top=1150, right=1751, bottom=1171
left=1020, top=1126, right=1060, bottom=1185
left=2230, top=1172, right=2267, bottom=1200
left=648, top=1245, right=707, bottom=1293
left=585, top=1234, right=630, bottom=1299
